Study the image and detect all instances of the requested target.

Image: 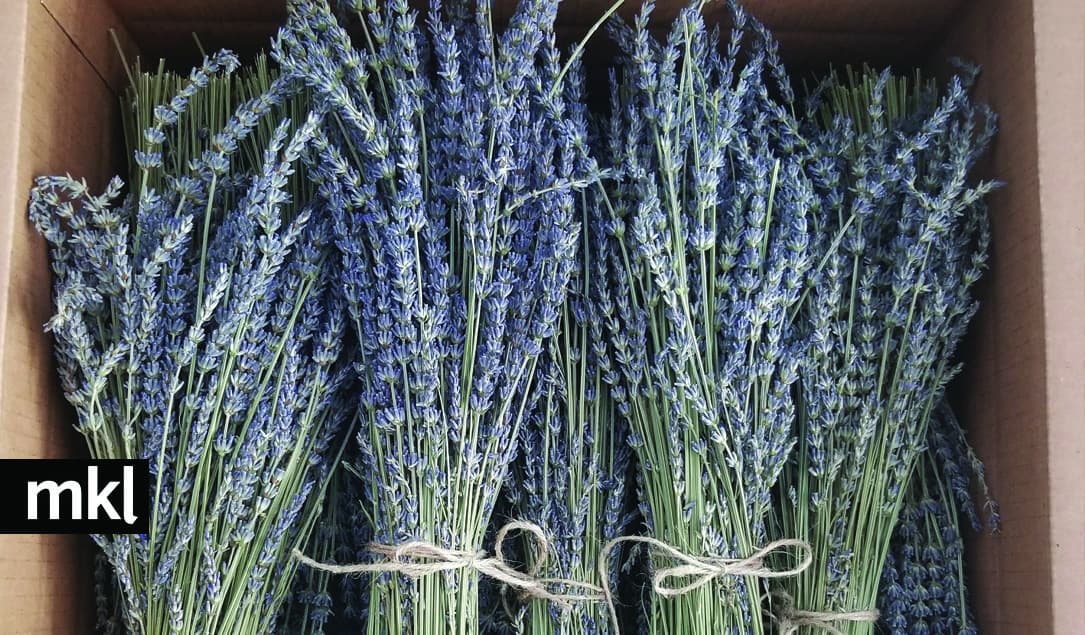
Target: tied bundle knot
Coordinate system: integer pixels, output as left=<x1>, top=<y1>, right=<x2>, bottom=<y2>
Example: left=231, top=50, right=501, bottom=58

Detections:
left=597, top=537, right=814, bottom=632
left=771, top=591, right=879, bottom=634
left=293, top=520, right=604, bottom=608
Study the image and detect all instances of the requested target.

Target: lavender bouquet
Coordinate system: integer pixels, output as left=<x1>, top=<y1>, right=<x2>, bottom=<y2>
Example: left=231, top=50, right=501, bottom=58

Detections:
left=29, top=50, right=352, bottom=634
left=503, top=96, right=635, bottom=632
left=595, top=3, right=813, bottom=632
left=771, top=66, right=998, bottom=633
left=275, top=0, right=592, bottom=632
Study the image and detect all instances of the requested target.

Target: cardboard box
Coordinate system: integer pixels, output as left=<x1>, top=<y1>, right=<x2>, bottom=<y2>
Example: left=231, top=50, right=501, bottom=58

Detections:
left=0, top=0, right=1081, bottom=632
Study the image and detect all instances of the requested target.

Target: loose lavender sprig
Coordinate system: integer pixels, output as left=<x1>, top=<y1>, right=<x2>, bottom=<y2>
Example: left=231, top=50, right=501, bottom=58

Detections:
left=274, top=1, right=593, bottom=633
left=30, top=51, right=352, bottom=635
left=595, top=3, right=813, bottom=633
left=771, top=65, right=998, bottom=634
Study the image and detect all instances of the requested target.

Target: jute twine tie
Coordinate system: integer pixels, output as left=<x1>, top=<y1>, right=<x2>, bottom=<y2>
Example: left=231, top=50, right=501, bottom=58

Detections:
left=292, top=520, right=604, bottom=608
left=596, top=536, right=814, bottom=631
left=295, top=521, right=874, bottom=632
left=771, top=591, right=880, bottom=635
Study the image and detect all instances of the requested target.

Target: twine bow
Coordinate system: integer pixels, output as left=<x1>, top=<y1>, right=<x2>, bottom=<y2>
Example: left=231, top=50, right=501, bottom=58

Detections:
left=293, top=520, right=603, bottom=607
left=771, top=591, right=879, bottom=635
left=597, top=536, right=814, bottom=632
left=296, top=523, right=820, bottom=629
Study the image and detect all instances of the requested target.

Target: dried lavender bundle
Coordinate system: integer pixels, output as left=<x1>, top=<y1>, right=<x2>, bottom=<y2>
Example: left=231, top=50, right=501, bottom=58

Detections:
left=770, top=67, right=998, bottom=633
left=878, top=401, right=997, bottom=635
left=506, top=272, right=632, bottom=635
left=595, top=2, right=814, bottom=632
left=274, top=1, right=594, bottom=633
left=503, top=110, right=635, bottom=633
left=29, top=51, right=352, bottom=635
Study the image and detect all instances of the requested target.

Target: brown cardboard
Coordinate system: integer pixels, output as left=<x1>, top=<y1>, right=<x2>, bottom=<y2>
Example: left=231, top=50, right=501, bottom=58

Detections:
left=939, top=0, right=1085, bottom=632
left=108, top=0, right=968, bottom=70
left=0, top=0, right=133, bottom=629
left=1031, top=0, right=1085, bottom=630
left=0, top=1, right=1081, bottom=633
left=939, top=1, right=1050, bottom=631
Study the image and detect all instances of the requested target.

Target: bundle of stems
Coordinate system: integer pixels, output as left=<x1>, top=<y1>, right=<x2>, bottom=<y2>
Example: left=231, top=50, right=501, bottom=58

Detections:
left=29, top=49, right=352, bottom=634
left=878, top=401, right=997, bottom=634
left=275, top=0, right=594, bottom=632
left=118, top=47, right=313, bottom=207
left=771, top=65, right=998, bottom=633
left=595, top=2, right=814, bottom=632
left=504, top=109, right=635, bottom=633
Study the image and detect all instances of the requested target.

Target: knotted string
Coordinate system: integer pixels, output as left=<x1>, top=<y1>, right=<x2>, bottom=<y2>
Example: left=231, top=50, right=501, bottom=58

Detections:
left=296, top=523, right=819, bottom=628
left=293, top=520, right=604, bottom=607
left=597, top=536, right=814, bottom=632
left=771, top=591, right=879, bottom=634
